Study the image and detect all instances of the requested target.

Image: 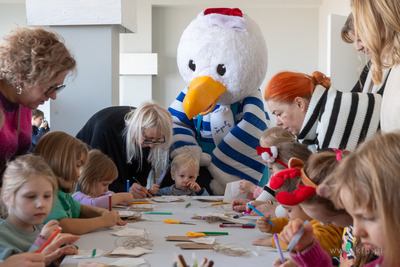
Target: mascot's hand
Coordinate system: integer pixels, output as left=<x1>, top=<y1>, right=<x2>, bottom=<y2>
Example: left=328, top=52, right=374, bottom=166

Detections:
left=208, top=163, right=241, bottom=195
left=200, top=152, right=211, bottom=167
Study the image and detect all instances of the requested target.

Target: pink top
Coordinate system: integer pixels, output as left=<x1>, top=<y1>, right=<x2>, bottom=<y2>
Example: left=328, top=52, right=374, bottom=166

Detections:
left=253, top=186, right=264, bottom=198
left=0, top=91, right=32, bottom=166
left=72, top=191, right=115, bottom=209
left=290, top=239, right=334, bottom=267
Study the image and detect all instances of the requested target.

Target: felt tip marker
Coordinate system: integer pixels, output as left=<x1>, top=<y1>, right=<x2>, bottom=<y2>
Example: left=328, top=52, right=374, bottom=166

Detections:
left=37, top=227, right=62, bottom=253
left=287, top=220, right=310, bottom=251
left=219, top=224, right=255, bottom=228
left=108, top=195, right=112, bottom=211
left=246, top=203, right=275, bottom=226
left=157, top=170, right=167, bottom=185
left=127, top=180, right=130, bottom=193
left=274, top=233, right=285, bottom=263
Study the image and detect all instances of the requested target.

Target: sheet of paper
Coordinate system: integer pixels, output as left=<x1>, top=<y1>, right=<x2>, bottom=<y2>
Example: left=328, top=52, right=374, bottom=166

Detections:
left=223, top=181, right=247, bottom=203
left=190, top=237, right=215, bottom=244
left=192, top=196, right=224, bottom=202
left=152, top=196, right=181, bottom=202
left=110, top=246, right=153, bottom=256
left=73, top=249, right=104, bottom=259
left=109, top=258, right=146, bottom=266
left=112, top=227, right=148, bottom=236
left=77, top=261, right=107, bottom=267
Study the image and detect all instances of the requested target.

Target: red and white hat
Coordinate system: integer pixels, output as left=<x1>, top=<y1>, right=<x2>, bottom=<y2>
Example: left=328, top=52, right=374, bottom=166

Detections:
left=197, top=7, right=248, bottom=31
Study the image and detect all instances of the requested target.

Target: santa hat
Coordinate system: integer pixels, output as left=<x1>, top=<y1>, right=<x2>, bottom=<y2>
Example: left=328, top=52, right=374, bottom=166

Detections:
left=197, top=7, right=248, bottom=31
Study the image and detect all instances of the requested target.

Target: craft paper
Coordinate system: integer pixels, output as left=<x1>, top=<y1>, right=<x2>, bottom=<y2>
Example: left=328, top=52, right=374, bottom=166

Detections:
left=112, top=227, right=148, bottom=236
left=152, top=196, right=182, bottom=202
left=190, top=237, right=215, bottom=244
left=256, top=246, right=278, bottom=252
left=109, top=258, right=146, bottom=266
left=110, top=246, right=153, bottom=256
left=223, top=181, right=247, bottom=203
left=73, top=249, right=104, bottom=259
left=77, top=261, right=107, bottom=267
left=194, top=212, right=230, bottom=219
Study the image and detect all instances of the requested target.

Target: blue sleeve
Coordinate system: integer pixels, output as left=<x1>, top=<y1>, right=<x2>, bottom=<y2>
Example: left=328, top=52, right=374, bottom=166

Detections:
left=155, top=187, right=171, bottom=196
left=31, top=127, right=46, bottom=145
left=196, top=188, right=209, bottom=196
left=0, top=243, right=18, bottom=260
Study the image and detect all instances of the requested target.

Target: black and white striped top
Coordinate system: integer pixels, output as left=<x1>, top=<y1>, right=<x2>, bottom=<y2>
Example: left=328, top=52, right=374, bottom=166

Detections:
left=297, top=85, right=381, bottom=152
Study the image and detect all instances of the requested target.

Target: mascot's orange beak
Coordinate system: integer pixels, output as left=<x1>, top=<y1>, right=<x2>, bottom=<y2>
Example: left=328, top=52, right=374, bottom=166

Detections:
left=183, top=76, right=227, bottom=120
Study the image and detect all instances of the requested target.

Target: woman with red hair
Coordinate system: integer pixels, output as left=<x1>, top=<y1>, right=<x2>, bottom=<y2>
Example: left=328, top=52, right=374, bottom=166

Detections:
left=265, top=71, right=381, bottom=152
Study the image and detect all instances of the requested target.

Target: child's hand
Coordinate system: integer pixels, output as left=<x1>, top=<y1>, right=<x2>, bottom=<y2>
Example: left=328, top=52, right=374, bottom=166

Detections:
left=41, top=233, right=80, bottom=266
left=252, top=236, right=272, bottom=246
left=231, top=199, right=250, bottom=212
left=239, top=179, right=257, bottom=194
left=249, top=202, right=277, bottom=218
left=40, top=220, right=60, bottom=239
left=256, top=214, right=272, bottom=233
left=101, top=210, right=120, bottom=228
left=117, top=193, right=134, bottom=206
left=273, top=257, right=298, bottom=267
left=148, top=184, right=160, bottom=195
left=188, top=181, right=201, bottom=192
left=3, top=252, right=45, bottom=267
left=279, top=219, right=314, bottom=252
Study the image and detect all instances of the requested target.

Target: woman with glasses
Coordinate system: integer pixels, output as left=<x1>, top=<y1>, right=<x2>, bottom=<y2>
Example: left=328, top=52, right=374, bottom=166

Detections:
left=0, top=27, right=76, bottom=180
left=76, top=101, right=173, bottom=198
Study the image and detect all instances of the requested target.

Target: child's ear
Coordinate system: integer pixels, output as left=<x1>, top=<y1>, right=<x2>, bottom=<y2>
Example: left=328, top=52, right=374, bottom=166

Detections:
left=170, top=171, right=175, bottom=181
left=2, top=193, right=11, bottom=208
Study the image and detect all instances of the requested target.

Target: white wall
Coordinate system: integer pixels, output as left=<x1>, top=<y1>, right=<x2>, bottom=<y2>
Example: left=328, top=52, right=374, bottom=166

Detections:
left=318, top=0, right=351, bottom=74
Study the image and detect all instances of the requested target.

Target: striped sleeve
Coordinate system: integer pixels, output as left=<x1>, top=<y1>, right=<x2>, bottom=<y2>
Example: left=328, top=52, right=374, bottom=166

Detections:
left=168, top=87, right=198, bottom=151
left=317, top=87, right=381, bottom=151
left=211, top=91, right=269, bottom=184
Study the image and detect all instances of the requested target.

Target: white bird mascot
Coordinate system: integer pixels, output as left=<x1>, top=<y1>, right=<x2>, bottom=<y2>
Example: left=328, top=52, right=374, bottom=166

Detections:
left=168, top=8, right=270, bottom=195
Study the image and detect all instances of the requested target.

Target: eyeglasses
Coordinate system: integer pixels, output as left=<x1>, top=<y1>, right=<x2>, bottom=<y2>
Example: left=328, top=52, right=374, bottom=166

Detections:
left=45, top=84, right=66, bottom=97
left=141, top=128, right=166, bottom=144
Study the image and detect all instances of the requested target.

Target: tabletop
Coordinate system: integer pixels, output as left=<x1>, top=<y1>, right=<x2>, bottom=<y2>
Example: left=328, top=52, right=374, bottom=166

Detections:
left=60, top=196, right=289, bottom=267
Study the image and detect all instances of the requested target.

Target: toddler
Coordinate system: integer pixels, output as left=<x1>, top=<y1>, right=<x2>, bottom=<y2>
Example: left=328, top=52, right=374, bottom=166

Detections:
left=34, top=131, right=126, bottom=235
left=155, top=154, right=209, bottom=196
left=73, top=149, right=133, bottom=208
left=239, top=127, right=295, bottom=199
left=0, top=154, right=79, bottom=264
left=253, top=157, right=343, bottom=258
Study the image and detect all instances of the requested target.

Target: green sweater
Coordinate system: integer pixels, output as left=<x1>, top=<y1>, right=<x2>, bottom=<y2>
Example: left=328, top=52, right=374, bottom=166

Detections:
left=44, top=189, right=82, bottom=224
left=0, top=219, right=43, bottom=260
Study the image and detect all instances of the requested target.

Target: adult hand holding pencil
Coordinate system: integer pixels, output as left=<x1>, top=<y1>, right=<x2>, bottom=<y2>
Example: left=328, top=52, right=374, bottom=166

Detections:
left=129, top=177, right=152, bottom=198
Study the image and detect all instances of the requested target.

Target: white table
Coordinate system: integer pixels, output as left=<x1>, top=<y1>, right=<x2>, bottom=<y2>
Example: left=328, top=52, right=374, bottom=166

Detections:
left=60, top=196, right=288, bottom=266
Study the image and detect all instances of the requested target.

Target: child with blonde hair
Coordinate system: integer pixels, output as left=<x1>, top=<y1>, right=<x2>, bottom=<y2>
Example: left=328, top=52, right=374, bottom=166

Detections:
left=0, top=154, right=79, bottom=264
left=239, top=127, right=296, bottom=199
left=34, top=131, right=126, bottom=235
left=253, top=156, right=343, bottom=258
left=154, top=154, right=209, bottom=196
left=272, top=146, right=386, bottom=267
left=73, top=149, right=134, bottom=208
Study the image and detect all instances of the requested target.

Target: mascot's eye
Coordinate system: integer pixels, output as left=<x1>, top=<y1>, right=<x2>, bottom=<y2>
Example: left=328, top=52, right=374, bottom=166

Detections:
left=189, top=60, right=196, bottom=72
left=217, top=64, right=226, bottom=76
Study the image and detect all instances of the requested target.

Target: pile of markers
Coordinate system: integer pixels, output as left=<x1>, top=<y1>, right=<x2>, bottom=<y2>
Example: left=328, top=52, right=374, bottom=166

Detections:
left=173, top=253, right=214, bottom=267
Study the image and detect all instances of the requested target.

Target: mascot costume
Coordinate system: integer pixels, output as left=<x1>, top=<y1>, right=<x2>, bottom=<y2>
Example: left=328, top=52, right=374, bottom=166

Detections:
left=168, top=8, right=270, bottom=195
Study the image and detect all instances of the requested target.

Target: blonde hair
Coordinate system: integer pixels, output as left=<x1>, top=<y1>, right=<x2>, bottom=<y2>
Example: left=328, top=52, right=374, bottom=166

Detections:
left=78, top=149, right=118, bottom=197
left=1, top=154, right=57, bottom=218
left=328, top=131, right=400, bottom=267
left=260, top=127, right=295, bottom=147
left=351, top=0, right=400, bottom=84
left=124, top=100, right=173, bottom=170
left=0, top=27, right=76, bottom=88
left=341, top=13, right=355, bottom=44
left=301, top=150, right=350, bottom=213
left=171, top=154, right=199, bottom=174
left=34, top=131, right=88, bottom=193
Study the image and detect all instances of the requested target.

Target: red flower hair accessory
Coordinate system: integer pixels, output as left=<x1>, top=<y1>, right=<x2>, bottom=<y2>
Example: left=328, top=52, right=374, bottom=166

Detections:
left=257, top=146, right=289, bottom=168
left=269, top=158, right=326, bottom=205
